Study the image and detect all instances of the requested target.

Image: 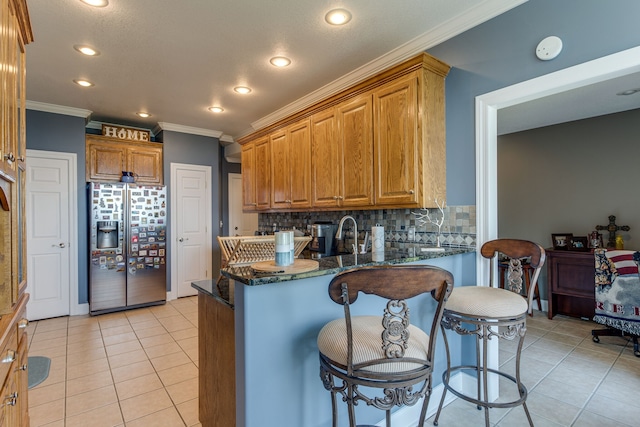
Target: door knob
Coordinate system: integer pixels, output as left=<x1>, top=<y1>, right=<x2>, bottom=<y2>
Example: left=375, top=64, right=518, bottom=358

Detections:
left=52, top=243, right=65, bottom=248
left=178, top=238, right=184, bottom=242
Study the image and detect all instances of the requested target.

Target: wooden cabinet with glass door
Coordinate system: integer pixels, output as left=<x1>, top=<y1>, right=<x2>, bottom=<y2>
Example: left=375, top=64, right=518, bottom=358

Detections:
left=0, top=0, right=32, bottom=423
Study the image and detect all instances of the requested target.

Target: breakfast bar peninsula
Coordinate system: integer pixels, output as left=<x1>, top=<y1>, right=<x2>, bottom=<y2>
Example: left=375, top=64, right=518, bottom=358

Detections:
left=192, top=247, right=475, bottom=427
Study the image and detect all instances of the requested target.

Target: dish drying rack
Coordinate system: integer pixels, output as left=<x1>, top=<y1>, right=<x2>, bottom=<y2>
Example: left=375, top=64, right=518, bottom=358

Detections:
left=217, top=235, right=312, bottom=282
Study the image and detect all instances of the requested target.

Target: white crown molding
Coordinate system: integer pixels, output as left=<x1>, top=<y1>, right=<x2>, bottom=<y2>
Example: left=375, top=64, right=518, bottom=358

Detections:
left=154, top=122, right=223, bottom=139
left=219, top=134, right=235, bottom=146
left=25, top=100, right=92, bottom=119
left=251, top=0, right=528, bottom=131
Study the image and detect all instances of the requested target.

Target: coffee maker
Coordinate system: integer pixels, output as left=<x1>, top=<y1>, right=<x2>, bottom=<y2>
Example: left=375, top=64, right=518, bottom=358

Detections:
left=309, top=222, right=337, bottom=259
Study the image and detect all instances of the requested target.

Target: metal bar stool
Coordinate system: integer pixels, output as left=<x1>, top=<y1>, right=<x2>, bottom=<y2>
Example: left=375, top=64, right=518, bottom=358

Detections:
left=433, top=239, right=546, bottom=427
left=318, top=265, right=454, bottom=427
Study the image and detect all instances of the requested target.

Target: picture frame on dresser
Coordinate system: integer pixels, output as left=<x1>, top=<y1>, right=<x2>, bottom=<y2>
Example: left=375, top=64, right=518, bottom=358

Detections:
left=551, top=233, right=573, bottom=250
left=570, top=236, right=589, bottom=251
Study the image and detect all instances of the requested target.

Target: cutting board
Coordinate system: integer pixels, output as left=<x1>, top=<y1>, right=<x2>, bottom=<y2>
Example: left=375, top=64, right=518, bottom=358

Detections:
left=251, top=259, right=319, bottom=275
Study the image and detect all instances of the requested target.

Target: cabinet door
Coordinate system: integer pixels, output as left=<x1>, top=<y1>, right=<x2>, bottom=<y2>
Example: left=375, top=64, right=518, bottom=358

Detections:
left=0, top=0, right=19, bottom=182
left=269, top=130, right=290, bottom=209
left=241, top=144, right=257, bottom=211
left=288, top=119, right=311, bottom=209
left=127, top=146, right=163, bottom=185
left=338, top=94, right=373, bottom=207
left=15, top=335, right=28, bottom=426
left=87, top=142, right=126, bottom=182
left=373, top=74, right=419, bottom=206
left=254, top=137, right=271, bottom=211
left=311, top=108, right=340, bottom=208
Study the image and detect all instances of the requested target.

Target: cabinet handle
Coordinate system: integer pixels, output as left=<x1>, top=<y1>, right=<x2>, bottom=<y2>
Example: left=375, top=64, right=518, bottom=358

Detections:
left=3, top=152, right=15, bottom=162
left=19, top=364, right=27, bottom=371
left=337, top=196, right=343, bottom=200
left=285, top=200, right=291, bottom=204
left=408, top=189, right=415, bottom=194
left=333, top=196, right=338, bottom=200
left=18, top=318, right=29, bottom=329
left=5, top=392, right=17, bottom=407
left=18, top=155, right=25, bottom=162
left=2, top=350, right=15, bottom=363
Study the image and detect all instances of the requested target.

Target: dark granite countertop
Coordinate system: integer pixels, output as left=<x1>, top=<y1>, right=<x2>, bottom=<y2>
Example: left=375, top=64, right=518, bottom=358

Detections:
left=226, top=246, right=473, bottom=284
left=192, top=246, right=474, bottom=308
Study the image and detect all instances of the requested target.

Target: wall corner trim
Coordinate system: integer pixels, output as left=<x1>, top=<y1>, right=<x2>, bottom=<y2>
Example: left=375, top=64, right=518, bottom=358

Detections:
left=155, top=122, right=223, bottom=139
left=26, top=100, right=92, bottom=118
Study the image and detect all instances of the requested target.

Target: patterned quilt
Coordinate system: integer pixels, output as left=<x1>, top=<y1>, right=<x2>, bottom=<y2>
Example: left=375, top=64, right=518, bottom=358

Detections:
left=594, top=249, right=640, bottom=335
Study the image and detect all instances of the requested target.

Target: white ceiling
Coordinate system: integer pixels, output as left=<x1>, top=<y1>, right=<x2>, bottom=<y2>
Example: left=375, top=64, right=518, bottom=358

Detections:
left=25, top=0, right=526, bottom=140
left=24, top=0, right=640, bottom=143
left=498, top=71, right=640, bottom=135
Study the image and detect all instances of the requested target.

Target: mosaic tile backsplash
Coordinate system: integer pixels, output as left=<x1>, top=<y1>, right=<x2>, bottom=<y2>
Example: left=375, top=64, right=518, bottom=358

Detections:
left=258, top=206, right=476, bottom=249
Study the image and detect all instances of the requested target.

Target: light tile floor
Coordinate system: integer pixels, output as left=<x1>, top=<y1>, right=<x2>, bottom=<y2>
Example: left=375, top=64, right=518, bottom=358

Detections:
left=27, top=296, right=200, bottom=427
left=427, top=311, right=640, bottom=426
left=26, top=302, right=640, bottom=427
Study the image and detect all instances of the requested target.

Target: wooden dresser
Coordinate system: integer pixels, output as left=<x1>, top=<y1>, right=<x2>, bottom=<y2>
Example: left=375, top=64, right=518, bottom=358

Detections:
left=0, top=0, right=33, bottom=424
left=546, top=249, right=595, bottom=320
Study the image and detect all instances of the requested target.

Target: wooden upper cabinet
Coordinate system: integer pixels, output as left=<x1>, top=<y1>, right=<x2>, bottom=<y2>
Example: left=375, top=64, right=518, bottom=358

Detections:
left=338, top=93, right=373, bottom=207
left=239, top=52, right=449, bottom=211
left=86, top=135, right=163, bottom=184
left=373, top=73, right=419, bottom=206
left=242, top=136, right=271, bottom=212
left=127, top=147, right=163, bottom=185
left=311, top=108, right=340, bottom=208
left=0, top=0, right=31, bottom=183
left=270, top=130, right=289, bottom=209
left=254, top=137, right=271, bottom=210
left=287, top=119, right=311, bottom=209
left=241, top=143, right=257, bottom=211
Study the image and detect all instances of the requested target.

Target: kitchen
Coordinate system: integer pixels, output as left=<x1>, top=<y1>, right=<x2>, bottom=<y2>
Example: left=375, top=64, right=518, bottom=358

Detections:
left=6, top=0, right=640, bottom=426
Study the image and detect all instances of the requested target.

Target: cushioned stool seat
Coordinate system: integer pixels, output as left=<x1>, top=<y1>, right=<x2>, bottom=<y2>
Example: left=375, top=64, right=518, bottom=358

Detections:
left=319, top=316, right=430, bottom=374
left=433, top=239, right=545, bottom=427
left=445, top=286, right=528, bottom=319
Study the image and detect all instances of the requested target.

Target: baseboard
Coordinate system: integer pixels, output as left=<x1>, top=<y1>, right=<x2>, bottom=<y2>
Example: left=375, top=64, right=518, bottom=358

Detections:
left=373, top=371, right=475, bottom=426
left=71, top=302, right=89, bottom=316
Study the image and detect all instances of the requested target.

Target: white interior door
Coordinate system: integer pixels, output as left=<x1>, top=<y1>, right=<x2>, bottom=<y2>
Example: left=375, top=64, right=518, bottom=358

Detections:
left=228, top=173, right=258, bottom=236
left=171, top=163, right=211, bottom=298
left=26, top=150, right=77, bottom=320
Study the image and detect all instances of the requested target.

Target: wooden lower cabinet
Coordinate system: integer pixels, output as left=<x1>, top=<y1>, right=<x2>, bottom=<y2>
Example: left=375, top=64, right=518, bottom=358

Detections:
left=0, top=292, right=29, bottom=426
left=546, top=249, right=595, bottom=319
left=198, top=293, right=235, bottom=426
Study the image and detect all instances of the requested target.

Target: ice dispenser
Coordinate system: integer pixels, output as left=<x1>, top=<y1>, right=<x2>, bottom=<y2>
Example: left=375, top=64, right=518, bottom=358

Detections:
left=97, top=221, right=119, bottom=249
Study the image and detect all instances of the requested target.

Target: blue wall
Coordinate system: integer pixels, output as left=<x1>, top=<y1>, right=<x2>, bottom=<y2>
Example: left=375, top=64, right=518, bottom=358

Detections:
left=26, top=110, right=89, bottom=302
left=26, top=111, right=222, bottom=304
left=157, top=130, right=222, bottom=277
left=428, top=0, right=640, bottom=206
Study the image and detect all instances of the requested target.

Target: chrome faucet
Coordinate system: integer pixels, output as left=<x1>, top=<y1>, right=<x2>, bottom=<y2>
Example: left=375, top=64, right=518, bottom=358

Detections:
left=335, top=215, right=358, bottom=255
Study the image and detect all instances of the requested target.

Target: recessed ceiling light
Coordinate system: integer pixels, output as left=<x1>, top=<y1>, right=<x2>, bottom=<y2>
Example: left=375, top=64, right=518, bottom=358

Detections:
left=234, top=86, right=252, bottom=94
left=616, top=88, right=640, bottom=96
left=74, top=45, right=100, bottom=56
left=73, top=79, right=94, bottom=87
left=270, top=56, right=291, bottom=67
left=325, top=9, right=352, bottom=25
left=80, top=0, right=108, bottom=7
left=208, top=107, right=224, bottom=113
left=136, top=112, right=151, bottom=118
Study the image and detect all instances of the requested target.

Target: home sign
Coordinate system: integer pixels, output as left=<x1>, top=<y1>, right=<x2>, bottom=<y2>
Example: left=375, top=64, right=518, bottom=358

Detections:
left=102, top=125, right=151, bottom=142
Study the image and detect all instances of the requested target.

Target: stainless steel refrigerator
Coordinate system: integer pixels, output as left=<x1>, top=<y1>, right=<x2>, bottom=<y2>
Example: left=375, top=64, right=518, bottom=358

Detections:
left=88, top=182, right=167, bottom=315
